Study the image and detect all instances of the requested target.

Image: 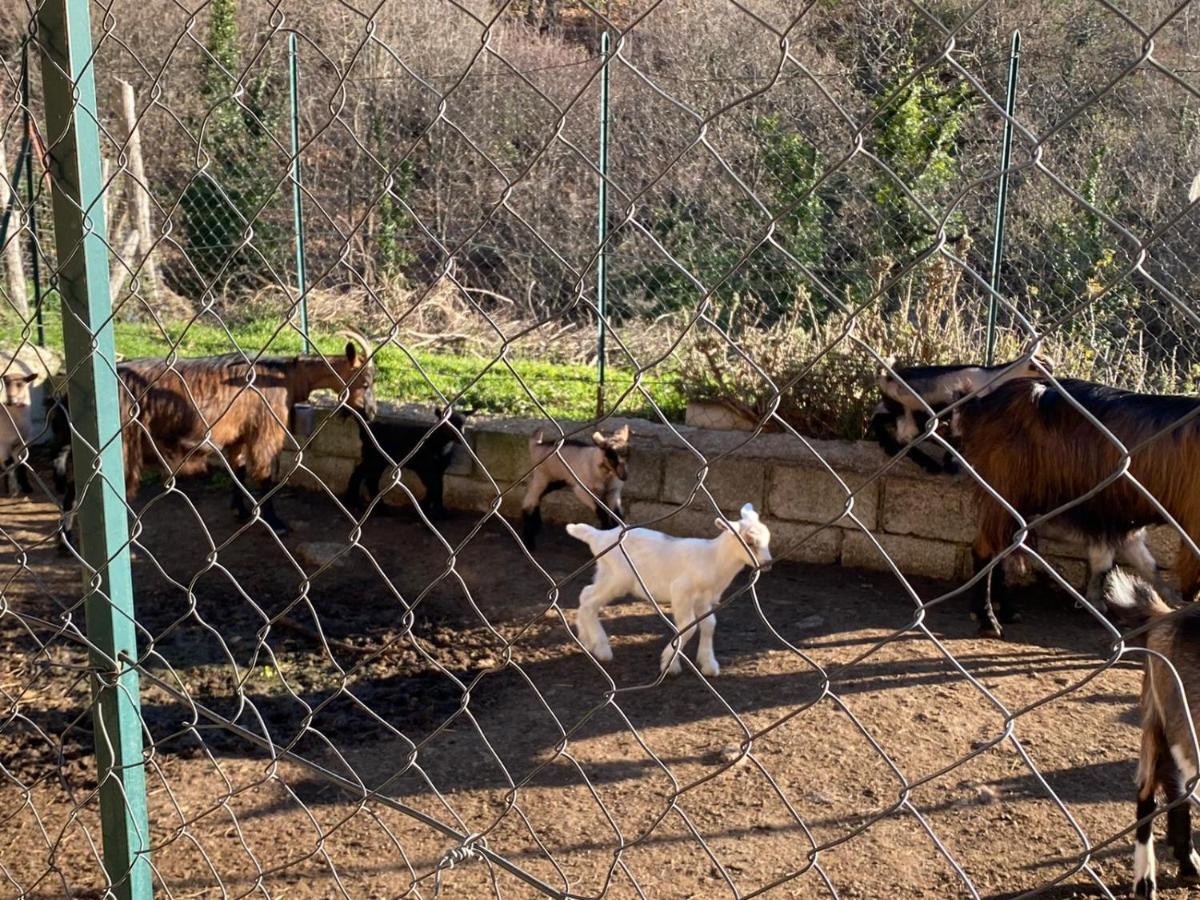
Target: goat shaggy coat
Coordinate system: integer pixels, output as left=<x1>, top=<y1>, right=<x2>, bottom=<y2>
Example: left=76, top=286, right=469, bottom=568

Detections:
left=1105, top=571, right=1200, bottom=899
left=955, top=377, right=1200, bottom=635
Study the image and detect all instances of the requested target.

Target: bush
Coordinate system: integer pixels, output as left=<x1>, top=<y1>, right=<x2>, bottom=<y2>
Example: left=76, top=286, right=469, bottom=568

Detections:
left=674, top=246, right=1198, bottom=441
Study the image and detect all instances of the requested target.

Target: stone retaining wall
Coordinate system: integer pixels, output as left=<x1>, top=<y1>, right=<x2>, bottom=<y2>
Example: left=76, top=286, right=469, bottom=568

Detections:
left=278, top=404, right=1180, bottom=586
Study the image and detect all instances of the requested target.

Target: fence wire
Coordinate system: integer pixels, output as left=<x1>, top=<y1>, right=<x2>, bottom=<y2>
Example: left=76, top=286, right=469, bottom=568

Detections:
left=3, top=0, right=1200, bottom=897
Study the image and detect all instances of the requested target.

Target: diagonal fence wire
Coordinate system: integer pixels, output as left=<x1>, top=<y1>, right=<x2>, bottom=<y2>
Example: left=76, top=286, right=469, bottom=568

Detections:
left=2, top=0, right=1200, bottom=897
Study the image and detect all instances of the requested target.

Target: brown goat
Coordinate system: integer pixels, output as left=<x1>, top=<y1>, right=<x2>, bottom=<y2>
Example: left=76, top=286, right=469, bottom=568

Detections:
left=116, top=334, right=376, bottom=533
left=521, top=424, right=630, bottom=551
left=953, top=377, right=1200, bottom=637
left=1105, top=570, right=1200, bottom=899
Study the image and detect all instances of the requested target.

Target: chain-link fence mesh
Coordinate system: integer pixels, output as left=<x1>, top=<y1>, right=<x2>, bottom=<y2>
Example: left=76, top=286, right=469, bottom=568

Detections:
left=4, top=0, right=1200, bottom=897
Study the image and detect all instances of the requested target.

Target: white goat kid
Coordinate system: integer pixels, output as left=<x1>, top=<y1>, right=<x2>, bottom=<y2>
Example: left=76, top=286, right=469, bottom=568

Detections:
left=1, top=367, right=40, bottom=495
left=566, top=503, right=772, bottom=677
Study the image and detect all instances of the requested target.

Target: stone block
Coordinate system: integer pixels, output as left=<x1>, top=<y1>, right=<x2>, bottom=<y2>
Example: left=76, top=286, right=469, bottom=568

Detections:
left=472, top=429, right=532, bottom=483
left=684, top=400, right=757, bottom=431
left=661, top=452, right=766, bottom=511
left=769, top=521, right=843, bottom=566
left=767, top=465, right=878, bottom=530
left=841, top=530, right=961, bottom=581
left=623, top=446, right=664, bottom=501
left=307, top=411, right=363, bottom=459
left=442, top=475, right=523, bottom=520
left=882, top=477, right=974, bottom=542
left=1147, top=525, right=1180, bottom=571
left=1041, top=556, right=1089, bottom=593
left=276, top=452, right=354, bottom=494
left=625, top=500, right=721, bottom=539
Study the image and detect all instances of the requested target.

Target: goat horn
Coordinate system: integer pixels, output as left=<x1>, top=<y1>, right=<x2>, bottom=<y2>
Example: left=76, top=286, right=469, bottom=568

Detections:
left=337, top=328, right=375, bottom=356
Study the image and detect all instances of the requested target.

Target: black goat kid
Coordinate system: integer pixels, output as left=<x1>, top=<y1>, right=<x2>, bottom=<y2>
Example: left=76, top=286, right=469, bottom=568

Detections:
left=344, top=407, right=468, bottom=518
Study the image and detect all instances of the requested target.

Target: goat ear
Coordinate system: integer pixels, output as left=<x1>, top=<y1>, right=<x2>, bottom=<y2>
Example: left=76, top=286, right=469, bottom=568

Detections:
left=345, top=341, right=361, bottom=366
left=714, top=517, right=737, bottom=533
left=614, top=424, right=630, bottom=443
left=739, top=503, right=758, bottom=521
left=21, top=371, right=40, bottom=386
left=591, top=431, right=607, bottom=447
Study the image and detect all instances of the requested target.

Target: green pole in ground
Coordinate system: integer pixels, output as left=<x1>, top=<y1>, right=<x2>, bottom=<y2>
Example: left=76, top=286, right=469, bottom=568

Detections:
left=22, top=45, right=45, bottom=347
left=36, top=1, right=153, bottom=898
left=595, top=29, right=610, bottom=420
left=288, top=31, right=310, bottom=353
left=986, top=30, right=1020, bottom=366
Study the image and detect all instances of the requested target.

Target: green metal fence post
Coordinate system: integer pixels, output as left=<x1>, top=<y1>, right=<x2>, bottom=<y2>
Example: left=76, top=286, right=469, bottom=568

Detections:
left=986, top=29, right=1020, bottom=366
left=288, top=31, right=310, bottom=353
left=22, top=44, right=46, bottom=347
left=36, top=1, right=153, bottom=898
left=595, top=29, right=610, bottom=420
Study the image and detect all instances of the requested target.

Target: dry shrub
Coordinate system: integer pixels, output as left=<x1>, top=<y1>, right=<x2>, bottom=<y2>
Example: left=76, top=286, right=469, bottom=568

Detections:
left=676, top=246, right=1197, bottom=440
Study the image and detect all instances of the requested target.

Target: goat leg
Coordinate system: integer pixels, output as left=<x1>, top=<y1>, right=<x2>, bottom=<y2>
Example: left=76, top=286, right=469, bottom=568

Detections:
left=521, top=506, right=542, bottom=552
left=258, top=481, right=290, bottom=536
left=56, top=478, right=77, bottom=555
left=420, top=469, right=448, bottom=520
left=970, top=552, right=1005, bottom=638
left=15, top=459, right=32, bottom=494
left=231, top=466, right=252, bottom=521
left=343, top=460, right=368, bottom=513
left=594, top=504, right=615, bottom=531
left=1164, top=755, right=1200, bottom=884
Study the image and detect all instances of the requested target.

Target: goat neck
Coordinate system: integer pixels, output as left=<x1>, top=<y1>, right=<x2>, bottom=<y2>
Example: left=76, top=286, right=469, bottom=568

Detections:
left=288, top=355, right=343, bottom=403
left=709, top=528, right=754, bottom=583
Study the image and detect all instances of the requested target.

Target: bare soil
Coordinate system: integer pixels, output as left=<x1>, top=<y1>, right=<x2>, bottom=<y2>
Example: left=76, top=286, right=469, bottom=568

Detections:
left=0, top=458, right=1184, bottom=899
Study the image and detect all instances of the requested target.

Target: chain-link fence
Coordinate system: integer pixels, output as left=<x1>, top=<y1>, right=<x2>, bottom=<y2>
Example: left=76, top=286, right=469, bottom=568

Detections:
left=4, top=0, right=1200, bottom=897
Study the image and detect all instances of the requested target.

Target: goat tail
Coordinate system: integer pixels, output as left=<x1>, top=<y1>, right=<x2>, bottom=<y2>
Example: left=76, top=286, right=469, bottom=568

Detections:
left=565, top=523, right=595, bottom=542
left=1105, top=568, right=1172, bottom=633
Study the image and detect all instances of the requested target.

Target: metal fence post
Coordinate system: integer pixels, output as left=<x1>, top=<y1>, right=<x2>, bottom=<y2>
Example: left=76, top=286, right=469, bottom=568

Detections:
left=36, top=1, right=153, bottom=898
left=22, top=44, right=46, bottom=347
left=985, top=30, right=1020, bottom=365
left=288, top=31, right=310, bottom=352
left=595, top=29, right=610, bottom=420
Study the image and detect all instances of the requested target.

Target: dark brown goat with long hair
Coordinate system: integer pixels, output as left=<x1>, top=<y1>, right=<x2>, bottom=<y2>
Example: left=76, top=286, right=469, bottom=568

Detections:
left=953, top=377, right=1200, bottom=637
left=118, top=333, right=376, bottom=533
left=1104, top=569, right=1200, bottom=899
left=55, top=334, right=376, bottom=536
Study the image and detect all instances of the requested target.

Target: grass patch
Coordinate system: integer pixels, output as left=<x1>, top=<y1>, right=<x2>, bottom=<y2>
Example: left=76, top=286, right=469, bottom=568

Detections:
left=0, top=307, right=686, bottom=424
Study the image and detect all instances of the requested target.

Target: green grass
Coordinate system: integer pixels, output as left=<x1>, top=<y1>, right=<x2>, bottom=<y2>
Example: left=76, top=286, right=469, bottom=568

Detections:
left=1, top=306, right=685, bottom=423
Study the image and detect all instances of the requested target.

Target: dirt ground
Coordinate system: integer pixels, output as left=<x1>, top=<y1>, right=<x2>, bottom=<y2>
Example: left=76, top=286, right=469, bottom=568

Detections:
left=0, top=457, right=1187, bottom=899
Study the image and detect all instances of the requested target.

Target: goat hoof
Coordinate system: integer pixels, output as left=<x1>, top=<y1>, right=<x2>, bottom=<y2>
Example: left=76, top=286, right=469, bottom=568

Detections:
left=976, top=620, right=1004, bottom=640
left=1178, top=853, right=1200, bottom=883
left=1133, top=876, right=1156, bottom=899
left=592, top=645, right=613, bottom=663
left=700, top=660, right=720, bottom=677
